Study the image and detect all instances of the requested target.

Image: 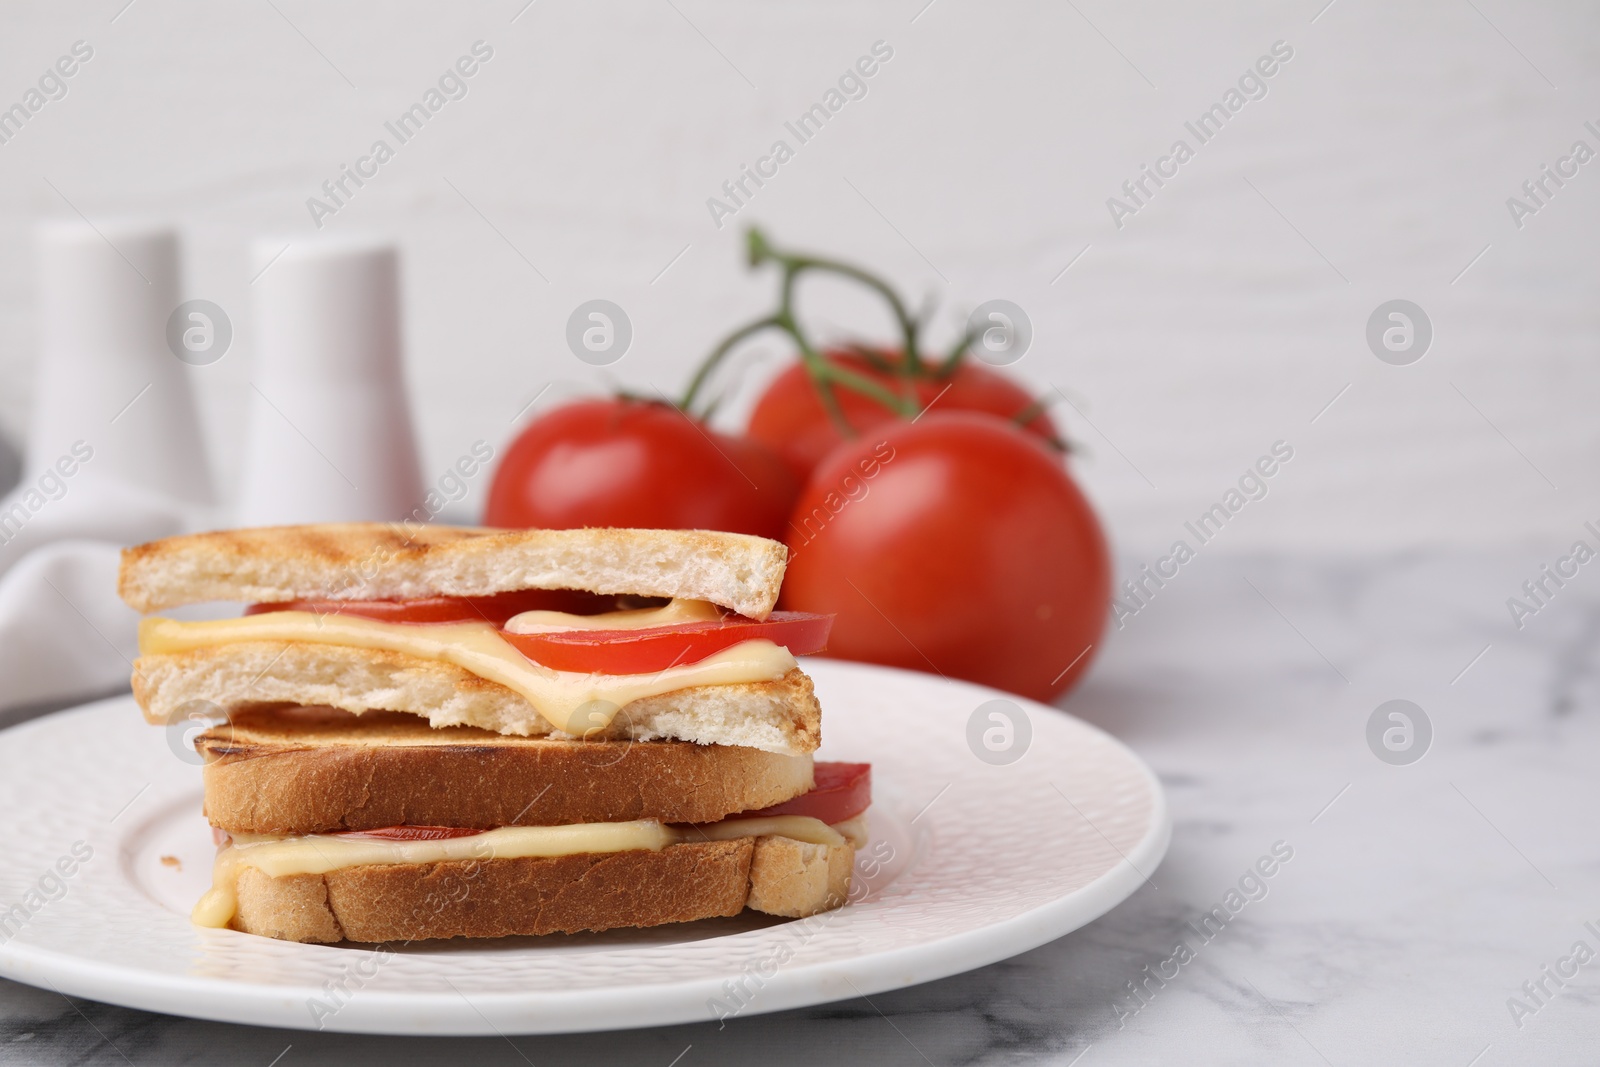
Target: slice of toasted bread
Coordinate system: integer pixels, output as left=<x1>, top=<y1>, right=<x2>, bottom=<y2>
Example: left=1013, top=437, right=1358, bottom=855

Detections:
left=230, top=835, right=854, bottom=943
left=745, top=835, right=854, bottom=918
left=197, top=706, right=815, bottom=834
left=118, top=523, right=787, bottom=619
left=134, top=643, right=820, bottom=755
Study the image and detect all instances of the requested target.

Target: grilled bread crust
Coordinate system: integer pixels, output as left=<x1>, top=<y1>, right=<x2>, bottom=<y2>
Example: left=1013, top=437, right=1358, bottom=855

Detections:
left=229, top=835, right=854, bottom=943
left=119, top=523, right=787, bottom=619
left=197, top=706, right=815, bottom=834
left=135, top=643, right=820, bottom=755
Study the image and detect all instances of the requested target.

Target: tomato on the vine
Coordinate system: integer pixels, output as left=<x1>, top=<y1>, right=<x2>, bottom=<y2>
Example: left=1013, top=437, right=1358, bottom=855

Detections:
left=748, top=350, right=1059, bottom=481
left=781, top=412, right=1109, bottom=703
left=484, top=398, right=799, bottom=541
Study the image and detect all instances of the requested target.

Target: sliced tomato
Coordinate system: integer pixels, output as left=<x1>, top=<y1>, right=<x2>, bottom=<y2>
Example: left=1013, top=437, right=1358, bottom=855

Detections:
left=334, top=825, right=486, bottom=841
left=244, top=588, right=606, bottom=626
left=745, top=762, right=871, bottom=824
left=500, top=611, right=832, bottom=674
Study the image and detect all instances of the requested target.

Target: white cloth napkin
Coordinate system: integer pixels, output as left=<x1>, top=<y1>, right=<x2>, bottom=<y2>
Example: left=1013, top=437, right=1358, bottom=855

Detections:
left=0, top=475, right=215, bottom=723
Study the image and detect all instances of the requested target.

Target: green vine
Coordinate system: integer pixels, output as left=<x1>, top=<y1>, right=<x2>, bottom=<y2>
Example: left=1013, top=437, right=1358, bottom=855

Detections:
left=681, top=227, right=1067, bottom=452
left=681, top=229, right=931, bottom=429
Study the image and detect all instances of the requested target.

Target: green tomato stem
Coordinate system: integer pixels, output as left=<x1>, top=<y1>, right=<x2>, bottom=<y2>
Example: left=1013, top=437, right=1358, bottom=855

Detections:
left=688, top=228, right=945, bottom=424
left=1011, top=394, right=1071, bottom=452
left=680, top=314, right=783, bottom=415
left=936, top=325, right=975, bottom=376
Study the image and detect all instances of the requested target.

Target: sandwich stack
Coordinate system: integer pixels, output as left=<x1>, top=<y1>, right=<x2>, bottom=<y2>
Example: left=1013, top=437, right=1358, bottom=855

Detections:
left=118, top=523, right=870, bottom=943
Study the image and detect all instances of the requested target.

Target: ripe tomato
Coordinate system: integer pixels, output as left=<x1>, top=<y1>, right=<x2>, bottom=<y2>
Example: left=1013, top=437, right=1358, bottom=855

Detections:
left=748, top=350, right=1058, bottom=481
left=782, top=412, right=1109, bottom=703
left=485, top=398, right=799, bottom=541
left=499, top=611, right=833, bottom=673
left=336, top=826, right=484, bottom=841
left=243, top=589, right=599, bottom=626
left=743, top=762, right=871, bottom=823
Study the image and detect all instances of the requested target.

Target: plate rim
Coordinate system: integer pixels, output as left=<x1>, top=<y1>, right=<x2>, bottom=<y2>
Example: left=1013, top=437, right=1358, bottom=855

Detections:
left=0, top=661, right=1170, bottom=1035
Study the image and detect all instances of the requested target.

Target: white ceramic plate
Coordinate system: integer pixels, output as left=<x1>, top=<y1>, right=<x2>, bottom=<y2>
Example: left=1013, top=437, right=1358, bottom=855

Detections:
left=0, top=658, right=1168, bottom=1035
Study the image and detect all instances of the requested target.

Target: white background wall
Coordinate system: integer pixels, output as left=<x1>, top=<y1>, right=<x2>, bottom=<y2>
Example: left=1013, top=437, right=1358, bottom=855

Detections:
left=0, top=0, right=1595, bottom=557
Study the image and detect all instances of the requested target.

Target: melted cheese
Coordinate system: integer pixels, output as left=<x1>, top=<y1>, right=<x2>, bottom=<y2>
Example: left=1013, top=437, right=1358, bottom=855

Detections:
left=687, top=815, right=845, bottom=848
left=830, top=812, right=870, bottom=850
left=192, top=815, right=848, bottom=928
left=138, top=613, right=796, bottom=735
left=504, top=597, right=723, bottom=634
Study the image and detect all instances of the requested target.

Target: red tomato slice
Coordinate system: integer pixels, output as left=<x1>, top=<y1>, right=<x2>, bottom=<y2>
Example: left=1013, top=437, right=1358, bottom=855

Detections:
left=743, top=762, right=871, bottom=824
left=244, top=589, right=608, bottom=626
left=335, top=826, right=486, bottom=841
left=499, top=611, right=832, bottom=674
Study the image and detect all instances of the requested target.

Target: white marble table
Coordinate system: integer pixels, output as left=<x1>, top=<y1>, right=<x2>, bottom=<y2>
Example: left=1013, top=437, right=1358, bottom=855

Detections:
left=2, top=549, right=1593, bottom=1066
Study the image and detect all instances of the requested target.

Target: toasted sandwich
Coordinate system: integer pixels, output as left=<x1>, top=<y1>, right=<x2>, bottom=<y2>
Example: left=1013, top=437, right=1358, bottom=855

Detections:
left=118, top=523, right=870, bottom=943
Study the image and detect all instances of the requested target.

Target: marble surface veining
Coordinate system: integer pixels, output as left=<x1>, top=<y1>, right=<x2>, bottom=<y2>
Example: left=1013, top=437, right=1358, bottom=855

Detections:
left=1, top=549, right=1595, bottom=1066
